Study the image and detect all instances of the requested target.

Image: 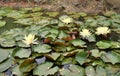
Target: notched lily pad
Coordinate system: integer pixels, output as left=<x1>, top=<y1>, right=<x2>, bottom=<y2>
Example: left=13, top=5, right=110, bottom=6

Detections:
left=34, top=44, right=51, bottom=53
left=19, top=58, right=37, bottom=73
left=60, top=64, right=85, bottom=76
left=13, top=48, right=31, bottom=58
left=0, top=21, right=6, bottom=27
left=0, top=49, right=9, bottom=63
left=0, top=39, right=16, bottom=47
left=96, top=41, right=111, bottom=49
left=45, top=53, right=60, bottom=61
left=33, top=62, right=59, bottom=76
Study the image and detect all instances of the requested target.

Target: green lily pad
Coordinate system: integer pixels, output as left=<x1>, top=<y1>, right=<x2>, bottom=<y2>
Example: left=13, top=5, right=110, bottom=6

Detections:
left=60, top=64, right=85, bottom=76
left=45, top=53, right=61, bottom=61
left=13, top=48, right=31, bottom=58
left=0, top=39, right=16, bottom=47
left=33, top=62, right=59, bottom=76
left=0, top=49, right=9, bottom=63
left=71, top=39, right=86, bottom=47
left=75, top=51, right=88, bottom=65
left=34, top=44, right=51, bottom=53
left=96, top=66, right=107, bottom=76
left=85, top=66, right=96, bottom=76
left=111, top=41, right=120, bottom=49
left=14, top=18, right=33, bottom=25
left=19, top=58, right=37, bottom=73
left=12, top=65, right=24, bottom=76
left=101, top=52, right=119, bottom=64
left=96, top=41, right=111, bottom=49
left=91, top=49, right=101, bottom=58
left=0, top=21, right=6, bottom=27
left=0, top=58, right=13, bottom=72
left=46, top=12, right=59, bottom=17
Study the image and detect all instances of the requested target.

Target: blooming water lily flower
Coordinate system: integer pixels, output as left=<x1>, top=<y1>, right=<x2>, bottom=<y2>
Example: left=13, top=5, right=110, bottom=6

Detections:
left=22, top=34, right=38, bottom=45
left=80, top=29, right=91, bottom=38
left=96, top=27, right=111, bottom=35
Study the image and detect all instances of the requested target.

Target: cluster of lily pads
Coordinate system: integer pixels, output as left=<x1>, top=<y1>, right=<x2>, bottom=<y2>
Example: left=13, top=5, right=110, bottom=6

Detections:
left=0, top=7, right=120, bottom=76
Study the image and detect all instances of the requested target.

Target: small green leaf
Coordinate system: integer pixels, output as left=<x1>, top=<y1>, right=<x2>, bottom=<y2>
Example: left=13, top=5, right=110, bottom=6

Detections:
left=101, top=52, right=119, bottom=64
left=91, top=49, right=101, bottom=58
left=0, top=50, right=9, bottom=63
left=0, top=39, right=16, bottom=47
left=60, top=64, right=85, bottom=76
left=0, top=21, right=6, bottom=27
left=0, top=58, right=13, bottom=72
left=13, top=48, right=31, bottom=58
left=75, top=51, right=88, bottom=65
left=19, top=58, right=36, bottom=73
left=71, top=39, right=86, bottom=47
left=96, top=66, right=107, bottom=76
left=33, top=62, right=59, bottom=76
left=96, top=41, right=111, bottom=49
left=12, top=65, right=24, bottom=76
left=34, top=44, right=51, bottom=53
left=45, top=53, right=61, bottom=60
left=85, top=66, right=96, bottom=76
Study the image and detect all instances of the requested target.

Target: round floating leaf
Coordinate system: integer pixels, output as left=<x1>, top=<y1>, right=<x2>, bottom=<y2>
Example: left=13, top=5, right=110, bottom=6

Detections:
left=101, top=52, right=119, bottom=64
left=14, top=18, right=33, bottom=25
left=71, top=39, right=86, bottom=47
left=75, top=51, right=88, bottom=65
left=46, top=12, right=59, bottom=17
left=85, top=66, right=96, bottom=76
left=12, top=65, right=24, bottom=76
left=96, top=66, right=107, bottom=76
left=34, top=44, right=51, bottom=53
left=96, top=41, right=111, bottom=49
left=0, top=21, right=6, bottom=27
left=17, top=41, right=30, bottom=48
left=0, top=39, right=16, bottom=47
left=13, top=48, right=31, bottom=58
left=111, top=41, right=120, bottom=49
left=91, top=49, right=101, bottom=58
left=45, top=53, right=61, bottom=61
left=19, top=58, right=36, bottom=73
left=0, top=58, right=13, bottom=72
left=33, top=62, right=59, bottom=76
left=60, top=64, right=85, bottom=76
left=0, top=50, right=9, bottom=63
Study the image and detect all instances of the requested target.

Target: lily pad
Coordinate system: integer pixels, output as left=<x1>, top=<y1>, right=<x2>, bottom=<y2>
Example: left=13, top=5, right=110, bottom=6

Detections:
left=60, top=64, right=85, bottom=76
left=0, top=21, right=6, bottom=27
left=0, top=49, right=9, bottom=63
left=19, top=58, right=37, bottom=73
left=0, top=39, right=16, bottom=47
left=75, top=51, right=88, bottom=65
left=96, top=66, right=107, bottom=76
left=101, top=52, right=119, bottom=64
left=71, top=39, right=86, bottom=47
left=33, top=62, right=59, bottom=76
left=85, top=66, right=96, bottom=76
left=0, top=58, right=13, bottom=72
left=34, top=44, right=51, bottom=53
left=91, top=49, right=101, bottom=58
left=45, top=53, right=61, bottom=61
left=96, top=41, right=111, bottom=49
left=13, top=48, right=31, bottom=58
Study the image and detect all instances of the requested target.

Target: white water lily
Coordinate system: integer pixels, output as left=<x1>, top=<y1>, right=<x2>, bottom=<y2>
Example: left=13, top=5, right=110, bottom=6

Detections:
left=80, top=29, right=91, bottom=38
left=96, top=27, right=111, bottom=35
left=59, top=15, right=73, bottom=24
left=22, top=34, right=38, bottom=45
